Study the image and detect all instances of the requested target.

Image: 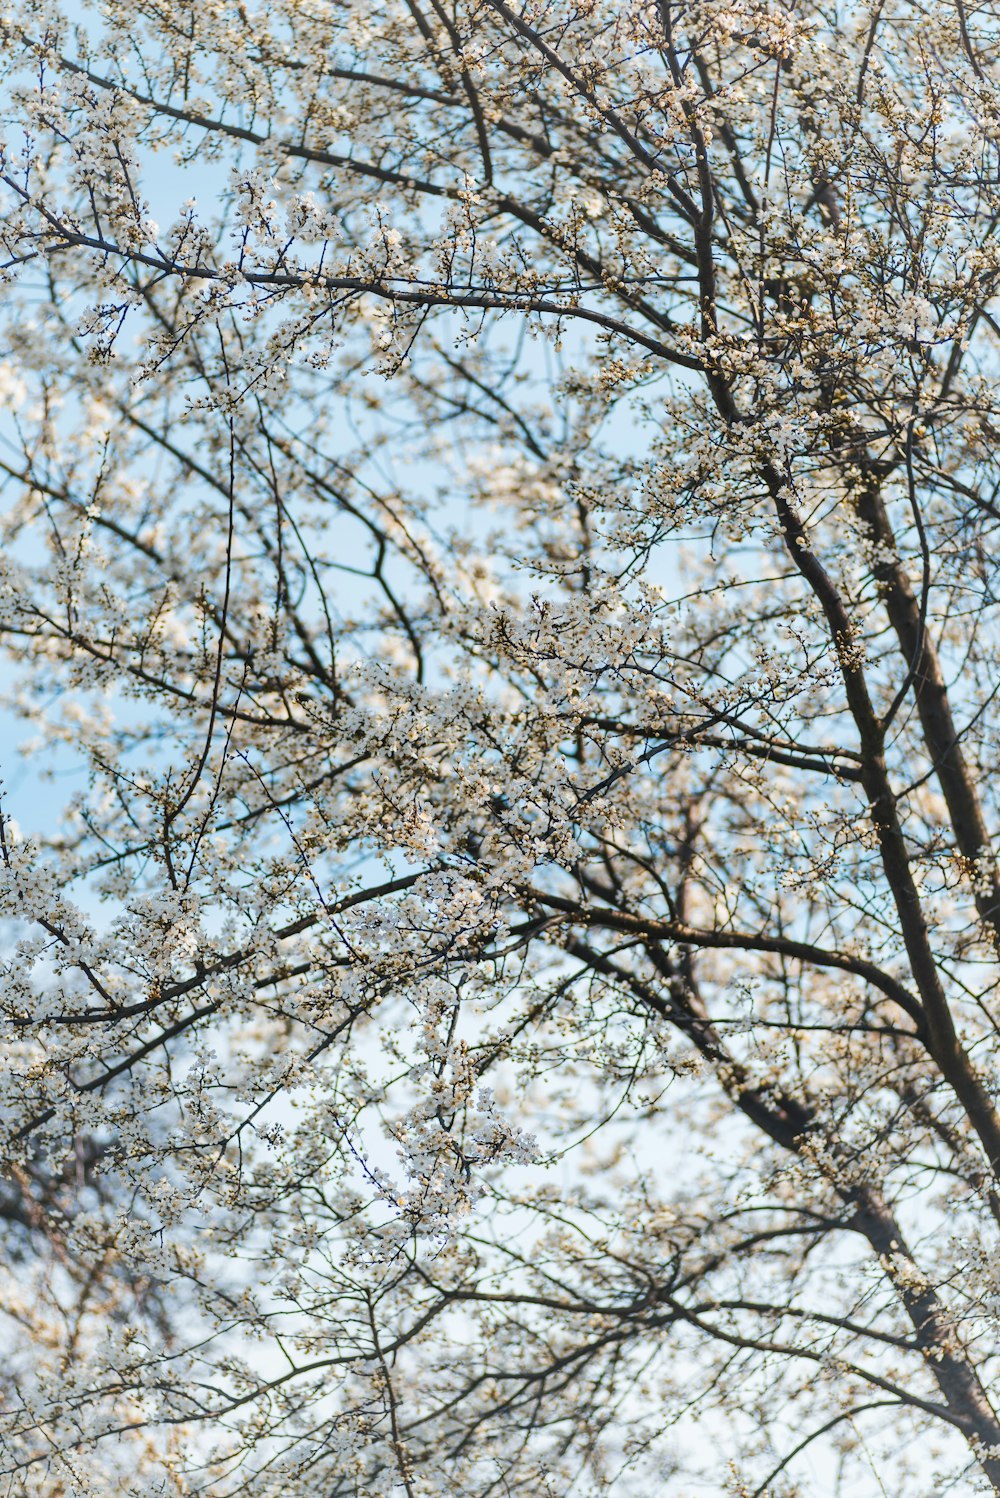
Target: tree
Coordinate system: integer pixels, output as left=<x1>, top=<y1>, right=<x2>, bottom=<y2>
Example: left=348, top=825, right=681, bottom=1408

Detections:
left=2, top=0, right=1000, bottom=1490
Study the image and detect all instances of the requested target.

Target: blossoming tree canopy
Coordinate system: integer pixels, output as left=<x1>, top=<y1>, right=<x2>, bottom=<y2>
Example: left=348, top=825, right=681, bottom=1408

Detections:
left=3, top=0, right=1000, bottom=1491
